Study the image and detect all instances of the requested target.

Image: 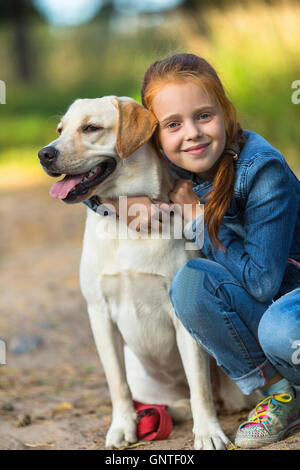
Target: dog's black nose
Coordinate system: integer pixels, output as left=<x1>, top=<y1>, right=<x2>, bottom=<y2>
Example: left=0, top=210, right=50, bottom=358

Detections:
left=38, top=146, right=59, bottom=165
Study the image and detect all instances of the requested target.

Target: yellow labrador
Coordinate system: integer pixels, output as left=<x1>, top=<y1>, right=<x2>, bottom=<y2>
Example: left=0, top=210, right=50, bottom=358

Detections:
left=38, top=96, right=254, bottom=450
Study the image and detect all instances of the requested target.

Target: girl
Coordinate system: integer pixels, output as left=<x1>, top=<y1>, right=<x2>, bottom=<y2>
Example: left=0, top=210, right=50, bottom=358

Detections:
left=100, top=53, right=300, bottom=449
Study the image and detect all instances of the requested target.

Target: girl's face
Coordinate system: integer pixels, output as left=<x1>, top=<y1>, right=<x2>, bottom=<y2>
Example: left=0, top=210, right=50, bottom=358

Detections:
left=152, top=81, right=227, bottom=178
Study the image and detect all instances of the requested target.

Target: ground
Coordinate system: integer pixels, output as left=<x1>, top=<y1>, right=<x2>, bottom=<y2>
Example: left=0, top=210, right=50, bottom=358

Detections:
left=0, top=184, right=299, bottom=451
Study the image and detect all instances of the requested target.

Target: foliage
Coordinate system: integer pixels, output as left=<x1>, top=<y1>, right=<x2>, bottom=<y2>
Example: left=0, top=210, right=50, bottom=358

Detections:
left=0, top=0, right=299, bottom=188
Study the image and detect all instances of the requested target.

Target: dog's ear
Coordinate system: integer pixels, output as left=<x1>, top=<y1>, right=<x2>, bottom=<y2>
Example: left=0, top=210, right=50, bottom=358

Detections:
left=113, top=98, right=158, bottom=159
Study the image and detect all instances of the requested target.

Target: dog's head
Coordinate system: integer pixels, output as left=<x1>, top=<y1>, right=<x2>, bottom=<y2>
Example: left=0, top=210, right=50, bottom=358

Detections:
left=38, top=96, right=157, bottom=203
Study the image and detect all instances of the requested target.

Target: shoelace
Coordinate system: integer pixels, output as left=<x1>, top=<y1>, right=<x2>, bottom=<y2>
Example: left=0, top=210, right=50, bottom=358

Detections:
left=249, top=393, right=292, bottom=424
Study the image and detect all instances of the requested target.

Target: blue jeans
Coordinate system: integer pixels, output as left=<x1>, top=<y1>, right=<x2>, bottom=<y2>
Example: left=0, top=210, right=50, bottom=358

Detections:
left=169, top=258, right=300, bottom=395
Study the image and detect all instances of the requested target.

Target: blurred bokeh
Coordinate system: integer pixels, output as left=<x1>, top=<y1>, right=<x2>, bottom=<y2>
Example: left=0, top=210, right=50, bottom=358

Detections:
left=0, top=0, right=299, bottom=190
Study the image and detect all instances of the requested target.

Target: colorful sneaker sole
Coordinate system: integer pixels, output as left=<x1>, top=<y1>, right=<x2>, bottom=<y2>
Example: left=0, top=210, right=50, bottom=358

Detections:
left=235, top=417, right=300, bottom=449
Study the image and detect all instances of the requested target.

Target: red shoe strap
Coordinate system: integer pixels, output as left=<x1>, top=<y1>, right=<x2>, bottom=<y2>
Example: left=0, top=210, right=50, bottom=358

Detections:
left=134, top=401, right=173, bottom=441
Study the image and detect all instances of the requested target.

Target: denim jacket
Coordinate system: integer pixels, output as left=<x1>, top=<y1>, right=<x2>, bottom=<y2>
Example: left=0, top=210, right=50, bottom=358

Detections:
left=168, top=130, right=300, bottom=304
left=84, top=130, right=300, bottom=304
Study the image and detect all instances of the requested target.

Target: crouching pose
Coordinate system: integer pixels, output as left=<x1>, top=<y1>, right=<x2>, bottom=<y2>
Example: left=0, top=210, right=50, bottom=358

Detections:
left=104, top=53, right=300, bottom=449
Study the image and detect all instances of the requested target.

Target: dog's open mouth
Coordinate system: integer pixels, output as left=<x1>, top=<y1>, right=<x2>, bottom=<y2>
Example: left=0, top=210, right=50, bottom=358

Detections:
left=49, top=158, right=116, bottom=201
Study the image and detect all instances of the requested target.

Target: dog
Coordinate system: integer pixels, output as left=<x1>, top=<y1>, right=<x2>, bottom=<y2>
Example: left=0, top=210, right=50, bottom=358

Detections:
left=38, top=96, right=257, bottom=450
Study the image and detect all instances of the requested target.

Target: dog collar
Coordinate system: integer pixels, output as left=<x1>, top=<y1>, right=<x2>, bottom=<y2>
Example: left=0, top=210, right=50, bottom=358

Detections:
left=83, top=196, right=113, bottom=216
left=83, top=196, right=100, bottom=213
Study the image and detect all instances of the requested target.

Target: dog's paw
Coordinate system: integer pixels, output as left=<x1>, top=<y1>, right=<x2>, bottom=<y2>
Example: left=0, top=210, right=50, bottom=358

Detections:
left=105, top=417, right=137, bottom=449
left=194, top=421, right=231, bottom=450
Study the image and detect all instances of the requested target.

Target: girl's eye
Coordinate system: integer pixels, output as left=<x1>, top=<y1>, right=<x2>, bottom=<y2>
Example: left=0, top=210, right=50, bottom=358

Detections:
left=197, top=113, right=210, bottom=120
left=167, top=122, right=179, bottom=130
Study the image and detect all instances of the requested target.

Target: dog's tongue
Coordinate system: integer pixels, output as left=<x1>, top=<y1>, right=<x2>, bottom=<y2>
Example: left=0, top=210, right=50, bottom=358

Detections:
left=49, top=174, right=83, bottom=199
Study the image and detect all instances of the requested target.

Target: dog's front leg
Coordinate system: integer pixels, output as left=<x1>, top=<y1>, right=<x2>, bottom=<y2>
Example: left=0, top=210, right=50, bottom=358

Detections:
left=88, top=304, right=137, bottom=448
left=174, top=318, right=230, bottom=450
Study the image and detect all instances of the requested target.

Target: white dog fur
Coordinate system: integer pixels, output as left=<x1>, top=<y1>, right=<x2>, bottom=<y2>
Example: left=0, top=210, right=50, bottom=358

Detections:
left=40, top=96, right=258, bottom=450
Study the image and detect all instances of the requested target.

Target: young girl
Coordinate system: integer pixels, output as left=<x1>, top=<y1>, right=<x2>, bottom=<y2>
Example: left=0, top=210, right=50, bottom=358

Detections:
left=101, top=53, right=300, bottom=449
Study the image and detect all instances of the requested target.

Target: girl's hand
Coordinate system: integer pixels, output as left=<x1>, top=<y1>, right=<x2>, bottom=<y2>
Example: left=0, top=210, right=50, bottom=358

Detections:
left=168, top=179, right=202, bottom=223
left=168, top=179, right=199, bottom=206
left=100, top=196, right=174, bottom=233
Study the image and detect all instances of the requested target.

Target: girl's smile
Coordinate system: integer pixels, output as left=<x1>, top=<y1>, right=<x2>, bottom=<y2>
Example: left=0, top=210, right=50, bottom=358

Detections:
left=152, top=81, right=227, bottom=178
left=183, top=142, right=210, bottom=155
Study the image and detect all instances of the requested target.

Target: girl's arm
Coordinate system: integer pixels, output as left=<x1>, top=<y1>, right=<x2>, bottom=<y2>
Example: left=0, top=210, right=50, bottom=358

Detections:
left=200, top=156, right=298, bottom=304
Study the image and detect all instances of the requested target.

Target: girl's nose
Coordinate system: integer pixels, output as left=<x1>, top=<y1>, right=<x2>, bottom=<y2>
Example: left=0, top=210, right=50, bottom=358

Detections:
left=184, top=120, right=202, bottom=140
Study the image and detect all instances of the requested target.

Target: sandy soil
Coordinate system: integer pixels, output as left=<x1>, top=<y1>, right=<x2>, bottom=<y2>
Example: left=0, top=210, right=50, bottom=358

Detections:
left=0, top=184, right=299, bottom=451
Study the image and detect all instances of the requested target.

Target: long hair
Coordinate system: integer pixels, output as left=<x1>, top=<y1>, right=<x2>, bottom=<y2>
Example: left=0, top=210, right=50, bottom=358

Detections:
left=141, top=53, right=245, bottom=250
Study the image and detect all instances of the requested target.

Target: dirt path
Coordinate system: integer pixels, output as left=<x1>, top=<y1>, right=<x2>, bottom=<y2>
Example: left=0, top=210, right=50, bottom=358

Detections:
left=0, top=185, right=299, bottom=451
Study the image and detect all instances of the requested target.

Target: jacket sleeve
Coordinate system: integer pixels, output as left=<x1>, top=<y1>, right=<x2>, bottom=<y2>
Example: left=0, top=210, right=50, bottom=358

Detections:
left=199, top=155, right=298, bottom=303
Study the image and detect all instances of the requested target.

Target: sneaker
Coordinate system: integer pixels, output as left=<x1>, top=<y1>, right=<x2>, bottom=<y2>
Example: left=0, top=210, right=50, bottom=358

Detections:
left=235, top=390, right=300, bottom=449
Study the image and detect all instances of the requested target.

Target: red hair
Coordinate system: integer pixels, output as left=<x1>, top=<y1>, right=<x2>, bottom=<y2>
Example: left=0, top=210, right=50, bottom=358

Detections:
left=141, top=53, right=245, bottom=250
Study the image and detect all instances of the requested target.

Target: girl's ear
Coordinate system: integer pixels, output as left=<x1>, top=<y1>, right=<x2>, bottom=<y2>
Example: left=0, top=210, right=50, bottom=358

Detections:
left=113, top=98, right=158, bottom=158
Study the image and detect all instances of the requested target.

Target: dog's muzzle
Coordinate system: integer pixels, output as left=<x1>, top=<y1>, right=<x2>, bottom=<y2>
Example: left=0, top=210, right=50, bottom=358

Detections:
left=38, top=146, right=61, bottom=176
left=38, top=146, right=59, bottom=166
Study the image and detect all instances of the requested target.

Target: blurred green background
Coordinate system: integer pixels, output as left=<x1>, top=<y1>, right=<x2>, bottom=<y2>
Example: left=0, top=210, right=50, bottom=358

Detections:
left=0, top=0, right=299, bottom=190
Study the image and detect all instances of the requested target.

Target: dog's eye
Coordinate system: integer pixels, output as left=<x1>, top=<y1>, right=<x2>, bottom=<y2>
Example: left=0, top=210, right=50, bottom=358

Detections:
left=57, top=127, right=62, bottom=135
left=83, top=125, right=102, bottom=133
